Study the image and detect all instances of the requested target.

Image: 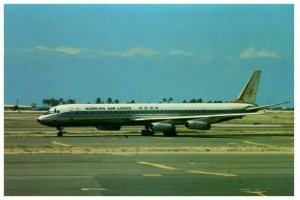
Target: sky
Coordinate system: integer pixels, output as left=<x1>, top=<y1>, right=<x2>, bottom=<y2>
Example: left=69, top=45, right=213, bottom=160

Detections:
left=4, top=4, right=294, bottom=107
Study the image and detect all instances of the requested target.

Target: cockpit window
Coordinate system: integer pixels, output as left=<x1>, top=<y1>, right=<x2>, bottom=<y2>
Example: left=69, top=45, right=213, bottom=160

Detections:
left=48, top=108, right=60, bottom=114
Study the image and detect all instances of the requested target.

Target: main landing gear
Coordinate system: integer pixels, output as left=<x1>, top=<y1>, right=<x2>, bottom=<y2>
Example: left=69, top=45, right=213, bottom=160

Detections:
left=140, top=125, right=177, bottom=136
left=57, top=127, right=64, bottom=137
left=163, top=129, right=177, bottom=137
left=141, top=125, right=155, bottom=136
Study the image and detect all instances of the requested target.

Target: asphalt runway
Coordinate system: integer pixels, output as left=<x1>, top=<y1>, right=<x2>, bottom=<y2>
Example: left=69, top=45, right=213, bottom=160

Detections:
left=4, top=135, right=294, bottom=196
left=4, top=123, right=294, bottom=133
left=4, top=134, right=294, bottom=149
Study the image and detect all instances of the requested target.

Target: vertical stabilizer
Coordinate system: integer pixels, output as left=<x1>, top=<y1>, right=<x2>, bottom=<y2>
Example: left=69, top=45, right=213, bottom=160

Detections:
left=234, top=70, right=261, bottom=104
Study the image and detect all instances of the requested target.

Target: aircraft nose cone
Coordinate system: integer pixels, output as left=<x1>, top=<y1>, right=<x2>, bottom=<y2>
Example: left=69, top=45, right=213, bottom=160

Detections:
left=37, top=116, right=45, bottom=125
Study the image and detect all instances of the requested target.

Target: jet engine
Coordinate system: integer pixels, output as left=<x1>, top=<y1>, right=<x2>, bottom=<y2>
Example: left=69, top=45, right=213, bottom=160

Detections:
left=150, top=122, right=175, bottom=132
left=96, top=126, right=121, bottom=131
left=185, top=120, right=211, bottom=130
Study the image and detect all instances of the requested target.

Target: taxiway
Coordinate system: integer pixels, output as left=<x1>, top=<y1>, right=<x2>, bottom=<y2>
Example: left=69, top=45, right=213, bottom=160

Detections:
left=4, top=135, right=294, bottom=196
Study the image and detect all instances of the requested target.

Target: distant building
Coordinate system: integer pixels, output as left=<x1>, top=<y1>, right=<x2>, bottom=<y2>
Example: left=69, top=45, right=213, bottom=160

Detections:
left=4, top=104, right=32, bottom=110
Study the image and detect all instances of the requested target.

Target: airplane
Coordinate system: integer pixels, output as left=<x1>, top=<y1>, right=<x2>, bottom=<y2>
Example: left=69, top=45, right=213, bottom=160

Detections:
left=37, top=70, right=288, bottom=137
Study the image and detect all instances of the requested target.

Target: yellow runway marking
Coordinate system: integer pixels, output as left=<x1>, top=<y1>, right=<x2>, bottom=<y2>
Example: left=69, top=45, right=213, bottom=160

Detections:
left=81, top=188, right=107, bottom=191
left=138, top=161, right=238, bottom=177
left=142, top=174, right=162, bottom=177
left=52, top=141, right=72, bottom=147
left=109, top=153, right=133, bottom=157
left=152, top=137, right=173, bottom=140
left=138, top=161, right=178, bottom=171
left=186, top=170, right=238, bottom=177
left=241, top=188, right=267, bottom=196
left=244, top=140, right=273, bottom=147
left=249, top=191, right=266, bottom=196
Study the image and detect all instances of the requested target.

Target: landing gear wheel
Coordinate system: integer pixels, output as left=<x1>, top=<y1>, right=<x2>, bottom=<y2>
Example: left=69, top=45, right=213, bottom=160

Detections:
left=141, top=130, right=147, bottom=136
left=163, top=129, right=177, bottom=137
left=141, top=129, right=155, bottom=136
left=56, top=127, right=64, bottom=137
left=148, top=130, right=155, bottom=136
left=141, top=125, right=155, bottom=136
left=57, top=131, right=63, bottom=137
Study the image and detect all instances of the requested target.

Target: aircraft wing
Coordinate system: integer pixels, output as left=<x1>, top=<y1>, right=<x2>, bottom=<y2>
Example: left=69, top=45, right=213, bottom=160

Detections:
left=132, top=112, right=262, bottom=123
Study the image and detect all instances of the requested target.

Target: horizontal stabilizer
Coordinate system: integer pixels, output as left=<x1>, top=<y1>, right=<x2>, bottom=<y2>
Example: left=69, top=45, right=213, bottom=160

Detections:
left=246, top=102, right=290, bottom=111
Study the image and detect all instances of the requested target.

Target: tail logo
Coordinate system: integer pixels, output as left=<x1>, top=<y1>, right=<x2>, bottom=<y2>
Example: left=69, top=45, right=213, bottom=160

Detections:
left=233, top=70, right=261, bottom=104
left=248, top=89, right=254, bottom=97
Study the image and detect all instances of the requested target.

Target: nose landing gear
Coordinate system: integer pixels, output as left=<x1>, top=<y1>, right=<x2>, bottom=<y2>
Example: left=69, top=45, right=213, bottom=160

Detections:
left=57, top=127, right=64, bottom=137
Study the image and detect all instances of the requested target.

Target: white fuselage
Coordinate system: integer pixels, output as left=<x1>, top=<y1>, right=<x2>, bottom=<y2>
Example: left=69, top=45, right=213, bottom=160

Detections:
left=37, top=103, right=254, bottom=128
left=36, top=70, right=282, bottom=137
